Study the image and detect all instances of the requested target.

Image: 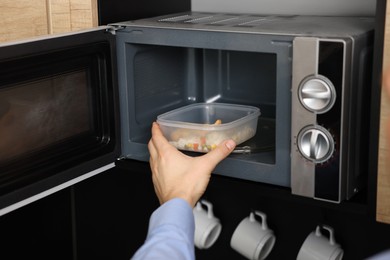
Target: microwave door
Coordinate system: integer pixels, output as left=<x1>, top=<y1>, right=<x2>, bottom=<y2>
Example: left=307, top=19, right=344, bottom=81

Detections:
left=0, top=27, right=121, bottom=216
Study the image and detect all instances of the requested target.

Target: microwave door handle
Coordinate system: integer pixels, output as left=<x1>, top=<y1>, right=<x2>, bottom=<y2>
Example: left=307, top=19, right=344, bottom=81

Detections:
left=232, top=146, right=252, bottom=154
left=232, top=145, right=274, bottom=154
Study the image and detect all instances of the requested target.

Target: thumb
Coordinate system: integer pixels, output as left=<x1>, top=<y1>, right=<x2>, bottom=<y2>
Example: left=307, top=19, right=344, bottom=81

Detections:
left=203, top=139, right=236, bottom=166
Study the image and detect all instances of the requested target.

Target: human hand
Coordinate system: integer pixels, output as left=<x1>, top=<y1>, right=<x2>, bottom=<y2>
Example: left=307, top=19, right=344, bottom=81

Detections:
left=148, top=122, right=236, bottom=207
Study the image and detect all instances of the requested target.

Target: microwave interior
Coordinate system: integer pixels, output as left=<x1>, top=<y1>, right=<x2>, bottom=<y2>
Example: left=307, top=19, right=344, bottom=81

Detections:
left=116, top=28, right=292, bottom=187
left=123, top=46, right=278, bottom=147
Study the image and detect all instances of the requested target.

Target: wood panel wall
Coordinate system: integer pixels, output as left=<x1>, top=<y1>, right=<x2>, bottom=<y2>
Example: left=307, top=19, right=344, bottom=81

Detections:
left=377, top=1, right=390, bottom=223
left=0, top=0, right=98, bottom=43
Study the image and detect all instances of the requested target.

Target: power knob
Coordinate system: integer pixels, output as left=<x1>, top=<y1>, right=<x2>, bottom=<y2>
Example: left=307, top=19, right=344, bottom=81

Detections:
left=298, top=75, right=336, bottom=113
left=297, top=125, right=334, bottom=163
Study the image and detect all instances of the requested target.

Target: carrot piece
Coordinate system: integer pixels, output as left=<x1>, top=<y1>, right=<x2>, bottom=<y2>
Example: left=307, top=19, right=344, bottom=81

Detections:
left=193, top=143, right=199, bottom=151
left=200, top=136, right=206, bottom=145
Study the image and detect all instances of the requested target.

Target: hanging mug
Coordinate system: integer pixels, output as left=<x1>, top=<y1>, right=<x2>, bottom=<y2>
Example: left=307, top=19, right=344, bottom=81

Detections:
left=297, top=225, right=344, bottom=260
left=230, top=210, right=276, bottom=260
left=193, top=200, right=222, bottom=249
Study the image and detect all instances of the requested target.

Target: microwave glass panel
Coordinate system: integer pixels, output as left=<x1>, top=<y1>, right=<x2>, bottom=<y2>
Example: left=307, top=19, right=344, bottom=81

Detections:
left=0, top=41, right=116, bottom=194
left=0, top=70, right=91, bottom=163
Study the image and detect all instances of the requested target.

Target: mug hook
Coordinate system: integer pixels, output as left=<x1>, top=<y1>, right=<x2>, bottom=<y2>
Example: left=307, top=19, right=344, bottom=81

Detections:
left=198, top=199, right=214, bottom=218
left=315, top=225, right=336, bottom=245
left=250, top=210, right=268, bottom=230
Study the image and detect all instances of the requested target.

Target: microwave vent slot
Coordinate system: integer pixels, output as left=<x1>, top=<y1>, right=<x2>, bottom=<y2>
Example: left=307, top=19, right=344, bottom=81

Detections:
left=157, top=13, right=280, bottom=28
left=183, top=15, right=239, bottom=25
left=158, top=14, right=212, bottom=23
left=234, top=17, right=271, bottom=27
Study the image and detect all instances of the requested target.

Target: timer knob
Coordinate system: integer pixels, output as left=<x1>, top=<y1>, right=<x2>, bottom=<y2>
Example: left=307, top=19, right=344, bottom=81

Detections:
left=297, top=125, right=334, bottom=163
left=298, top=75, right=336, bottom=113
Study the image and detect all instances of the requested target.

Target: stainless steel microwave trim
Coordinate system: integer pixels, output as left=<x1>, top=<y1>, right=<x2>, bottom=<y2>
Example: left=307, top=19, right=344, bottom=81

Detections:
left=291, top=36, right=363, bottom=203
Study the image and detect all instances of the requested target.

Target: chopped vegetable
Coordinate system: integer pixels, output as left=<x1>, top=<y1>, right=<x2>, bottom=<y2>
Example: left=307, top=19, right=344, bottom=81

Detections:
left=193, top=143, right=199, bottom=151
left=214, top=119, right=222, bottom=125
left=200, top=136, right=206, bottom=145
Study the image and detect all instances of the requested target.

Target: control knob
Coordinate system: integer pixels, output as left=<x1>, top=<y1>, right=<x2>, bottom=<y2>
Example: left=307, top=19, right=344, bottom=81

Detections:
left=298, top=75, right=336, bottom=113
left=297, top=125, right=334, bottom=163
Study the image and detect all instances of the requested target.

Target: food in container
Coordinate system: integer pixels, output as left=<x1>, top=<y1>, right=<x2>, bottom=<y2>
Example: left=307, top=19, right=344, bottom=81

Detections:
left=157, top=103, right=260, bottom=153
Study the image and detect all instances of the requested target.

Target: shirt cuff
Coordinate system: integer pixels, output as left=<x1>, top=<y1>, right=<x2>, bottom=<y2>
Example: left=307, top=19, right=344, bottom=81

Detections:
left=147, top=198, right=195, bottom=245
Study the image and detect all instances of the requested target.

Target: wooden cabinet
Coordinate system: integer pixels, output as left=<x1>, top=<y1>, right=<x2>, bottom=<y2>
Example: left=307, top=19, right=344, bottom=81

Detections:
left=377, top=1, right=390, bottom=224
left=0, top=0, right=97, bottom=43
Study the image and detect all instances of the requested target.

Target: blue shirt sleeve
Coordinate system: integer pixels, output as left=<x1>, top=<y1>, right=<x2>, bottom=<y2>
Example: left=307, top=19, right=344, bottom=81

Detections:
left=131, top=198, right=195, bottom=260
left=367, top=250, right=390, bottom=260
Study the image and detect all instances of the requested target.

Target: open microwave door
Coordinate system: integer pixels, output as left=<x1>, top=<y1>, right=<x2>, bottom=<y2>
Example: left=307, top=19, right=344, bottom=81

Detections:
left=0, top=27, right=121, bottom=216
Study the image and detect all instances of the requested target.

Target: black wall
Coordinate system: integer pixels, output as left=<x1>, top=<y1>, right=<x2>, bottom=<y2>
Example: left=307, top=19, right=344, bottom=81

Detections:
left=2, top=159, right=389, bottom=259
left=73, top=160, right=390, bottom=260
left=0, top=187, right=74, bottom=260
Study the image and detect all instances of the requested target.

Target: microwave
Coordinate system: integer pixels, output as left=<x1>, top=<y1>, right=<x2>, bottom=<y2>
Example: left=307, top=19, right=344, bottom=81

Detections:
left=0, top=12, right=374, bottom=215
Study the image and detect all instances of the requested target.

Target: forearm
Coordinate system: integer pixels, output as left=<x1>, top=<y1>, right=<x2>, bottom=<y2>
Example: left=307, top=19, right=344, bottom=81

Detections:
left=131, top=198, right=195, bottom=260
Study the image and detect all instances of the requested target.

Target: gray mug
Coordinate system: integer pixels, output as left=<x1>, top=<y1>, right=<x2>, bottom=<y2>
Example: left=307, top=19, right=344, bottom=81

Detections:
left=193, top=200, right=222, bottom=249
left=230, top=211, right=276, bottom=260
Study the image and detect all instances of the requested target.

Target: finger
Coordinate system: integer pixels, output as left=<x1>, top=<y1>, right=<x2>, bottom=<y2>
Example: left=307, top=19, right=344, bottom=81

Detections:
left=148, top=123, right=158, bottom=159
left=202, top=139, right=236, bottom=167
left=148, top=138, right=157, bottom=161
left=150, top=122, right=172, bottom=152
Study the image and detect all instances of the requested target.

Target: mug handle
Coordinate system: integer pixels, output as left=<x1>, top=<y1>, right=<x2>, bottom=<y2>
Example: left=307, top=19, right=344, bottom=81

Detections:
left=316, top=225, right=336, bottom=245
left=250, top=210, right=268, bottom=230
left=196, top=199, right=214, bottom=218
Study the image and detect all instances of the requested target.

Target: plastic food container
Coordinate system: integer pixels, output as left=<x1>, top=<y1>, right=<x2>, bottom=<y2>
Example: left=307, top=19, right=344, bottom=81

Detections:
left=157, top=103, right=261, bottom=153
